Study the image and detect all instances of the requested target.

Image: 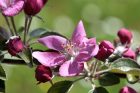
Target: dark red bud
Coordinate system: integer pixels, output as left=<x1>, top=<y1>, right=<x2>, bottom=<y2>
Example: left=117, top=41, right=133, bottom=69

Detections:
left=24, top=0, right=48, bottom=15
left=119, top=86, right=137, bottom=93
left=35, top=65, right=52, bottom=84
left=95, top=40, right=114, bottom=61
left=122, top=48, right=136, bottom=59
left=117, top=28, right=132, bottom=45
left=6, top=36, right=24, bottom=56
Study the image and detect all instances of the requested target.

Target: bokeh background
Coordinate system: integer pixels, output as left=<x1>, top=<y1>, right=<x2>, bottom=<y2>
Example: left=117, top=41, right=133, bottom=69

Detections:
left=1, top=0, right=140, bottom=93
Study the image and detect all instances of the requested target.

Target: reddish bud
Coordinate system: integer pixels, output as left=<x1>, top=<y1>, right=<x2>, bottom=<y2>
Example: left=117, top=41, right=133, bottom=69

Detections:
left=119, top=86, right=137, bottom=93
left=24, top=0, right=48, bottom=15
left=95, top=40, right=114, bottom=61
left=122, top=48, right=136, bottom=59
left=117, top=28, right=132, bottom=45
left=6, top=36, right=24, bottom=56
left=35, top=65, right=52, bottom=84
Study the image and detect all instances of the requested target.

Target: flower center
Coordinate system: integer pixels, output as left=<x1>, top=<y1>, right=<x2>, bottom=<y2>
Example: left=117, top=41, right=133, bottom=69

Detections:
left=62, top=40, right=79, bottom=59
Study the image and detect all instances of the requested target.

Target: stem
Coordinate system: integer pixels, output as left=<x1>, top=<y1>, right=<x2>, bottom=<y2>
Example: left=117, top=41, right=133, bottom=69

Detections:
left=24, top=15, right=29, bottom=44
left=94, top=69, right=110, bottom=75
left=91, top=60, right=98, bottom=76
left=10, top=17, right=18, bottom=35
left=49, top=80, right=53, bottom=86
left=4, top=16, right=14, bottom=35
left=27, top=16, right=32, bottom=34
left=73, top=76, right=85, bottom=83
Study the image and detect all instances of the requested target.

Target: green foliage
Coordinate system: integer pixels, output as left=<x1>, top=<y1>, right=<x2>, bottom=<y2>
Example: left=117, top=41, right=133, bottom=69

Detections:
left=126, top=74, right=139, bottom=84
left=93, top=87, right=109, bottom=93
left=0, top=79, right=5, bottom=93
left=0, top=65, right=6, bottom=80
left=47, top=81, right=73, bottom=93
left=98, top=73, right=120, bottom=86
left=109, top=58, right=140, bottom=76
left=18, top=48, right=33, bottom=67
left=30, top=28, right=47, bottom=38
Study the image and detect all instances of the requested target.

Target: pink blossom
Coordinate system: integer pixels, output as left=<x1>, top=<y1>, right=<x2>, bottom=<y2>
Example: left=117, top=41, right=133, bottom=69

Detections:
left=119, top=86, right=137, bottom=93
left=35, top=65, right=52, bottom=84
left=95, top=40, right=114, bottom=61
left=6, top=36, right=24, bottom=56
left=117, top=28, right=132, bottom=45
left=24, top=0, right=48, bottom=15
left=122, top=48, right=136, bottom=59
left=0, top=0, right=24, bottom=16
left=33, top=20, right=99, bottom=76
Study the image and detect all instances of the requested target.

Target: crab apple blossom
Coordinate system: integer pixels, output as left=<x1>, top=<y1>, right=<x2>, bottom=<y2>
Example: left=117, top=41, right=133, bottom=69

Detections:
left=32, top=20, right=99, bottom=76
left=0, top=0, right=24, bottom=16
left=6, top=36, right=24, bottom=56
left=117, top=28, right=133, bottom=45
left=122, top=48, right=136, bottom=59
left=24, top=0, right=48, bottom=15
left=95, top=40, right=114, bottom=61
left=119, top=86, right=137, bottom=93
left=35, top=65, right=52, bottom=84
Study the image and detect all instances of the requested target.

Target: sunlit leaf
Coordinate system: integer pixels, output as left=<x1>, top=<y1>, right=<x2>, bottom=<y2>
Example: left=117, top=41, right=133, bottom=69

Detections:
left=126, top=74, right=139, bottom=84
left=109, top=58, right=140, bottom=76
left=47, top=81, right=73, bottom=93
left=98, top=73, right=120, bottom=86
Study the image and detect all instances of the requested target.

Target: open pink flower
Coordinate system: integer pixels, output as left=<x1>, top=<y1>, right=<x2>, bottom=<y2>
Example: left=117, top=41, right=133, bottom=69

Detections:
left=0, top=0, right=24, bottom=16
left=33, top=20, right=99, bottom=76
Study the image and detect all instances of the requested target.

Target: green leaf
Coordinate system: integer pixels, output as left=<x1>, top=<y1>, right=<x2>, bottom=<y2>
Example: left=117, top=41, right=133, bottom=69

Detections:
left=98, top=73, right=120, bottom=86
left=30, top=28, right=47, bottom=38
left=47, top=81, right=73, bottom=93
left=40, top=32, right=67, bottom=39
left=109, top=58, right=140, bottom=76
left=93, top=87, right=109, bottom=93
left=111, top=58, right=140, bottom=68
left=0, top=27, right=10, bottom=50
left=18, top=48, right=33, bottom=67
left=0, top=51, right=4, bottom=62
left=0, top=65, right=6, bottom=80
left=0, top=79, right=5, bottom=93
left=126, top=74, right=139, bottom=84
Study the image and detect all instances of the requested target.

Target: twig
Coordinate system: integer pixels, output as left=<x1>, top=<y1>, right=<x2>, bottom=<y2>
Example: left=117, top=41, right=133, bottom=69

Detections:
left=10, top=17, right=17, bottom=35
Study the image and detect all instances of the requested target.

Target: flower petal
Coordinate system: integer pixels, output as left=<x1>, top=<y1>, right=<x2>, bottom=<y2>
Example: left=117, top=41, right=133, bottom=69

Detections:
left=32, top=51, right=65, bottom=67
left=59, top=60, right=84, bottom=76
left=38, top=35, right=67, bottom=51
left=2, top=0, right=24, bottom=16
left=0, top=0, right=7, bottom=9
left=71, top=20, right=87, bottom=45
left=76, top=44, right=99, bottom=62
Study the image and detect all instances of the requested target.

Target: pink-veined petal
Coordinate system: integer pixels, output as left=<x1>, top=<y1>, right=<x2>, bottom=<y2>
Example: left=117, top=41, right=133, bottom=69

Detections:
left=38, top=35, right=67, bottom=51
left=71, top=20, right=87, bottom=45
left=59, top=60, right=84, bottom=76
left=2, top=0, right=24, bottom=16
left=32, top=51, right=65, bottom=67
left=76, top=44, right=99, bottom=62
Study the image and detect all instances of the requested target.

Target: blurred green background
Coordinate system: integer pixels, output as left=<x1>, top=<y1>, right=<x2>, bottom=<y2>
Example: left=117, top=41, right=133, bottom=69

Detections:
left=1, top=0, right=140, bottom=93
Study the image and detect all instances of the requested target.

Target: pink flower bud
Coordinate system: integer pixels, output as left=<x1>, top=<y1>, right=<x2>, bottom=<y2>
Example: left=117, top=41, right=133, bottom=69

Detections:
left=24, top=0, right=48, bottom=15
left=122, top=48, right=136, bottom=59
left=117, top=28, right=132, bottom=45
left=6, top=36, right=24, bottom=56
left=35, top=65, right=52, bottom=84
left=119, top=86, right=137, bottom=93
left=95, top=40, right=114, bottom=61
